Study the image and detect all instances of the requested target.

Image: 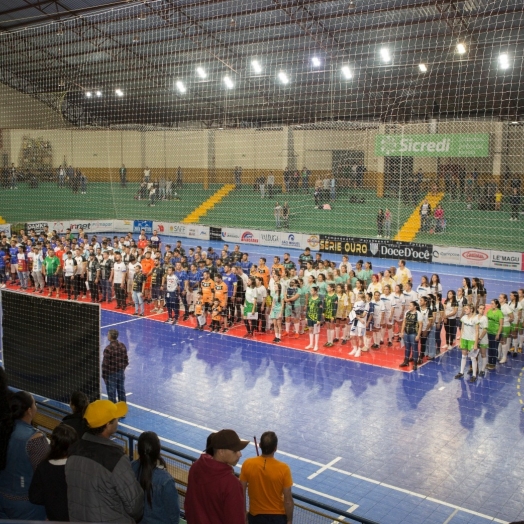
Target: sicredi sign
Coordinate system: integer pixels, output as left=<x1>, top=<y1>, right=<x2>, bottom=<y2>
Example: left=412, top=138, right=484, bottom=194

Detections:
left=375, top=133, right=490, bottom=157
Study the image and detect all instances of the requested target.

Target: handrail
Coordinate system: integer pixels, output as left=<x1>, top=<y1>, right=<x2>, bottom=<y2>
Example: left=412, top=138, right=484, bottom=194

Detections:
left=36, top=400, right=379, bottom=524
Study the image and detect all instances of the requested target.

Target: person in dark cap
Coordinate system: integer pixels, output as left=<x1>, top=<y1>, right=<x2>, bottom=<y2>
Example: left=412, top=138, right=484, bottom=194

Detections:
left=185, top=429, right=248, bottom=524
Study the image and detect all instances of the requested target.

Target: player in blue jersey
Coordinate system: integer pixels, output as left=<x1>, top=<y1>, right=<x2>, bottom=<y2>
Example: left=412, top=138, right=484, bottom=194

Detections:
left=174, top=262, right=189, bottom=320
left=8, top=240, right=19, bottom=286
left=222, top=264, right=238, bottom=326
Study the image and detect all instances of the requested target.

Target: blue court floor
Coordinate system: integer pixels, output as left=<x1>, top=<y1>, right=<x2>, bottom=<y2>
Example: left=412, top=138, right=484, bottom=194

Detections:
left=4, top=236, right=524, bottom=523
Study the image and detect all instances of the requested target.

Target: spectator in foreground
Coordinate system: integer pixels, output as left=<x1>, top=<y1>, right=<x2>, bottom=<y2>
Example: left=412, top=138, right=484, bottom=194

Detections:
left=240, top=431, right=294, bottom=524
left=29, top=424, right=78, bottom=521
left=62, top=390, right=89, bottom=438
left=65, top=400, right=143, bottom=523
left=185, top=429, right=248, bottom=524
left=131, top=431, right=180, bottom=524
left=0, top=391, right=49, bottom=520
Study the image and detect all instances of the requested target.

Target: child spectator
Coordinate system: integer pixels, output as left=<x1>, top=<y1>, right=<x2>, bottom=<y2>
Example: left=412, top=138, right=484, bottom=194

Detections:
left=377, top=209, right=385, bottom=238
left=210, top=299, right=222, bottom=332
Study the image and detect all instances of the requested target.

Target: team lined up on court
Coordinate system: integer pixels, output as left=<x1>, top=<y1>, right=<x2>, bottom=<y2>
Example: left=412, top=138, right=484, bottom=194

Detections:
left=1, top=227, right=523, bottom=379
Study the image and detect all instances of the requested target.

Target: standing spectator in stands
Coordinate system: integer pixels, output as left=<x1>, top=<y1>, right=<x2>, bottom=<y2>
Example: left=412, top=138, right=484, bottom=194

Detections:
left=259, top=174, right=266, bottom=199
left=80, top=171, right=88, bottom=194
left=58, top=164, right=65, bottom=188
left=43, top=248, right=61, bottom=298
left=131, top=432, right=180, bottom=524
left=102, top=329, right=129, bottom=404
left=99, top=251, right=114, bottom=303
left=29, top=424, right=78, bottom=522
left=0, top=391, right=49, bottom=520
left=66, top=400, right=143, bottom=522
left=144, top=166, right=151, bottom=183
left=240, top=431, right=293, bottom=524
left=62, top=391, right=89, bottom=438
left=377, top=209, right=385, bottom=238
left=185, top=429, right=248, bottom=524
left=176, top=166, right=183, bottom=189
left=384, top=208, right=392, bottom=238
left=120, top=164, right=127, bottom=187
left=510, top=187, right=521, bottom=221
left=234, top=166, right=242, bottom=189
left=282, top=201, right=290, bottom=229
left=267, top=171, right=275, bottom=197
left=419, top=199, right=431, bottom=231
left=301, top=166, right=310, bottom=193
left=274, top=202, right=283, bottom=229
left=495, top=187, right=503, bottom=211
left=292, top=169, right=300, bottom=192
left=283, top=167, right=291, bottom=194
left=9, top=163, right=17, bottom=190
left=330, top=173, right=336, bottom=201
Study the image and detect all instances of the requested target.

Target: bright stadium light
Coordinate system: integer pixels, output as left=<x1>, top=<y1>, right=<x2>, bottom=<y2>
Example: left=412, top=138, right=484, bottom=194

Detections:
left=176, top=81, right=186, bottom=94
left=85, top=91, right=92, bottom=98
left=115, top=89, right=123, bottom=97
left=499, top=53, right=510, bottom=69
left=380, top=48, right=391, bottom=62
left=456, top=43, right=466, bottom=54
left=96, top=91, right=102, bottom=97
left=251, top=60, right=262, bottom=73
left=341, top=66, right=352, bottom=79
left=278, top=71, right=289, bottom=84
left=224, top=76, right=234, bottom=89
left=418, top=63, right=427, bottom=72
left=196, top=67, right=207, bottom=79
left=311, top=56, right=321, bottom=67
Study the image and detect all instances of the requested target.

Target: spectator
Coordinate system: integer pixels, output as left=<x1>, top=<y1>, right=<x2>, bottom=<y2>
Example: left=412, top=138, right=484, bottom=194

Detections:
left=120, top=164, right=127, bottom=187
left=282, top=201, right=290, bottom=229
left=29, top=424, right=78, bottom=521
left=131, top=432, right=180, bottom=524
left=185, top=429, right=248, bottom=524
left=377, top=209, right=385, bottom=238
left=419, top=199, right=431, bottom=231
left=495, top=187, right=502, bottom=211
left=234, top=166, right=242, bottom=189
left=240, top=431, right=294, bottom=524
left=510, top=187, right=520, bottom=221
left=66, top=400, right=143, bottom=522
left=101, top=329, right=129, bottom=404
left=283, top=167, right=291, bottom=193
left=259, top=175, right=266, bottom=199
left=274, top=201, right=282, bottom=229
left=330, top=173, right=336, bottom=201
left=0, top=391, right=49, bottom=520
left=434, top=204, right=445, bottom=232
left=62, top=391, right=89, bottom=438
left=144, top=166, right=151, bottom=183
left=301, top=166, right=310, bottom=193
left=384, top=208, right=392, bottom=238
left=176, top=166, right=183, bottom=189
left=267, top=171, right=275, bottom=197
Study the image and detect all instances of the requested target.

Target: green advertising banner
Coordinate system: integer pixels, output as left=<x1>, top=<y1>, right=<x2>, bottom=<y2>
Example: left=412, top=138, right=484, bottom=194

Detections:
left=375, top=133, right=490, bottom=157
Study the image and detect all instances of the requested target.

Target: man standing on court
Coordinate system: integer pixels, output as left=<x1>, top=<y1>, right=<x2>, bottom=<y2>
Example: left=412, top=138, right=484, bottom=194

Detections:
left=101, top=330, right=129, bottom=404
left=240, top=431, right=294, bottom=524
left=185, top=429, right=248, bottom=524
left=66, top=400, right=143, bottom=522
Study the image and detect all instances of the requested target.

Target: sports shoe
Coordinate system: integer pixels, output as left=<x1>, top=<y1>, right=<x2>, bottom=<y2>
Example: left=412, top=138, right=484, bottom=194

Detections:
left=305, top=344, right=313, bottom=350
left=413, top=362, right=418, bottom=371
left=293, top=333, right=300, bottom=339
left=151, top=307, right=158, bottom=313
left=479, top=371, right=485, bottom=377
left=341, top=339, right=347, bottom=345
left=164, top=319, right=171, bottom=323
left=467, top=367, right=473, bottom=375
left=499, top=357, right=507, bottom=364
left=469, top=375, right=477, bottom=383
left=399, top=360, right=409, bottom=367
left=349, top=347, right=358, bottom=356
left=387, top=341, right=393, bottom=347
left=455, top=373, right=464, bottom=379
left=333, top=338, right=339, bottom=342
left=325, top=342, right=333, bottom=347
left=354, top=348, right=361, bottom=357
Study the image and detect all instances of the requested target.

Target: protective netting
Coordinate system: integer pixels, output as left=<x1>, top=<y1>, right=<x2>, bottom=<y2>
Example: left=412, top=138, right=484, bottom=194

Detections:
left=0, top=0, right=522, bottom=253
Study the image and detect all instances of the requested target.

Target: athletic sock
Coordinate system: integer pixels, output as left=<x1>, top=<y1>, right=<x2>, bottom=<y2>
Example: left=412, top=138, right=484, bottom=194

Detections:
left=285, top=321, right=291, bottom=333
left=244, top=319, right=251, bottom=332
left=314, top=333, right=319, bottom=349
left=460, top=355, right=467, bottom=374
left=309, top=333, right=314, bottom=346
left=381, top=327, right=386, bottom=344
left=335, top=326, right=340, bottom=339
left=480, top=356, right=488, bottom=372
left=471, top=356, right=478, bottom=377
left=294, top=322, right=300, bottom=335
left=343, top=325, right=349, bottom=340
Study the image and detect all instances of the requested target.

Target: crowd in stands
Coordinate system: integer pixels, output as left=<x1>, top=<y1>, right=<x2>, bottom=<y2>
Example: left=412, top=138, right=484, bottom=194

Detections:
left=0, top=366, right=294, bottom=523
left=1, top=227, right=524, bottom=377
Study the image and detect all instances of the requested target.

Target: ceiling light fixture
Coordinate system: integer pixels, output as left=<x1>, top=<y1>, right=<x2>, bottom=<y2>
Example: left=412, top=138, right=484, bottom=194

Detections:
left=456, top=43, right=466, bottom=54
left=341, top=66, right=352, bottom=79
left=278, top=71, right=289, bottom=84
left=418, top=63, right=427, bottom=72
left=196, top=67, right=207, bottom=79
left=176, top=81, right=186, bottom=94
left=224, top=76, right=234, bottom=89
left=251, top=60, right=262, bottom=74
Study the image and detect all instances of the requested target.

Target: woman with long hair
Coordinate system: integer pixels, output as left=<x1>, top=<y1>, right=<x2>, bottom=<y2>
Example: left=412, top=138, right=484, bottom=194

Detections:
left=499, top=293, right=514, bottom=364
left=399, top=301, right=422, bottom=371
left=518, top=288, right=524, bottom=352
left=475, top=304, right=489, bottom=377
left=370, top=291, right=384, bottom=349
left=455, top=304, right=479, bottom=382
left=486, top=299, right=504, bottom=370
left=132, top=432, right=180, bottom=524
left=443, top=290, right=458, bottom=349
left=62, top=390, right=89, bottom=438
left=509, top=291, right=519, bottom=356
left=434, top=292, right=445, bottom=356
left=0, top=391, right=49, bottom=519
left=392, top=284, right=406, bottom=345
left=270, top=283, right=284, bottom=343
left=463, top=277, right=473, bottom=306
left=430, top=274, right=442, bottom=295
left=29, top=424, right=78, bottom=521
left=243, top=277, right=257, bottom=337
left=335, top=283, right=349, bottom=344
left=418, top=296, right=434, bottom=362
left=416, top=276, right=431, bottom=301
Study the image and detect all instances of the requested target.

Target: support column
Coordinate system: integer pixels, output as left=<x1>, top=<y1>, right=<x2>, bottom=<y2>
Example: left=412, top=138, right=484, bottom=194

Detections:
left=375, top=125, right=385, bottom=197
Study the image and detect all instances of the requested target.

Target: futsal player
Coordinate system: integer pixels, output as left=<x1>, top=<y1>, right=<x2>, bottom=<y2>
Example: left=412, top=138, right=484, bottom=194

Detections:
left=213, top=274, right=228, bottom=332
left=150, top=259, right=165, bottom=314
left=305, top=285, right=323, bottom=351
left=200, top=271, right=215, bottom=325
left=323, top=283, right=338, bottom=347
left=348, top=292, right=368, bottom=357
left=162, top=265, right=180, bottom=324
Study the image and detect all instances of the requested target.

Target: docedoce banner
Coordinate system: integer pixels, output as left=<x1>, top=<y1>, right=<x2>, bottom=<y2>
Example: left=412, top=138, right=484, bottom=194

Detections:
left=375, top=133, right=490, bottom=157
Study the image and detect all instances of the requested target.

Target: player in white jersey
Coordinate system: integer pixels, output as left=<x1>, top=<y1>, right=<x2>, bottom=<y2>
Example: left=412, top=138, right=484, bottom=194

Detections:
left=370, top=291, right=385, bottom=349
left=63, top=251, right=77, bottom=299
left=392, top=284, right=406, bottom=345
left=475, top=304, right=489, bottom=377
left=402, top=281, right=418, bottom=306
left=74, top=248, right=87, bottom=299
left=416, top=276, right=430, bottom=302
left=499, top=293, right=514, bottom=364
left=508, top=291, right=519, bottom=355
left=163, top=266, right=180, bottom=324
left=380, top=285, right=395, bottom=347
left=348, top=292, right=368, bottom=358
left=455, top=305, right=479, bottom=382
left=517, top=289, right=524, bottom=352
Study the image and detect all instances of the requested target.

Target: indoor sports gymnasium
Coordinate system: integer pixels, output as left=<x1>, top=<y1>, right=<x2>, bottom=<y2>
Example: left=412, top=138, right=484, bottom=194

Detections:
left=0, top=1, right=523, bottom=523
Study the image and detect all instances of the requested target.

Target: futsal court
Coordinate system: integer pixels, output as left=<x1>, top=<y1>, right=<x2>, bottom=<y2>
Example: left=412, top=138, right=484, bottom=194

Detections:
left=10, top=235, right=516, bottom=524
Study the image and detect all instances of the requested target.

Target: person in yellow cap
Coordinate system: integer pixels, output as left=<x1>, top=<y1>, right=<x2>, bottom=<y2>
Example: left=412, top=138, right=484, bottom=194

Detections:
left=65, top=400, right=144, bottom=523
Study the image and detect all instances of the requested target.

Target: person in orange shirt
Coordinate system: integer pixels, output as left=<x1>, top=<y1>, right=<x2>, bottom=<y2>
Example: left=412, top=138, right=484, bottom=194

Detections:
left=139, top=250, right=155, bottom=303
left=214, top=274, right=229, bottom=332
left=55, top=243, right=66, bottom=294
left=137, top=233, right=148, bottom=250
left=200, top=270, right=215, bottom=323
left=194, top=291, right=206, bottom=330
left=210, top=299, right=222, bottom=332
left=239, top=431, right=294, bottom=523
left=271, top=256, right=285, bottom=277
left=257, top=258, right=270, bottom=288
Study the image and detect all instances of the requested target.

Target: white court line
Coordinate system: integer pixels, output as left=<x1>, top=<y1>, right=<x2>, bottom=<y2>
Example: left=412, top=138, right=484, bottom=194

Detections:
left=443, top=508, right=459, bottom=524
left=308, top=457, right=342, bottom=479
left=101, top=312, right=165, bottom=328
left=292, top=483, right=358, bottom=512
left=117, top=396, right=509, bottom=523
left=331, top=505, right=357, bottom=523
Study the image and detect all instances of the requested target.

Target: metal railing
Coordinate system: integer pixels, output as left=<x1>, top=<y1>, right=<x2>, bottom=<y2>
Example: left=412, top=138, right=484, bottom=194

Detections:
left=34, top=400, right=379, bottom=524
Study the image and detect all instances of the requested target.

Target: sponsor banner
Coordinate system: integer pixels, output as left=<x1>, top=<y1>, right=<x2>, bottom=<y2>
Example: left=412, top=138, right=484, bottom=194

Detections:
left=26, top=222, right=48, bottom=233
left=133, top=220, right=153, bottom=235
left=112, top=219, right=134, bottom=233
left=239, top=230, right=260, bottom=244
left=51, top=221, right=68, bottom=234
left=280, top=232, right=306, bottom=250
left=459, top=248, right=491, bottom=268
left=221, top=228, right=244, bottom=241
left=153, top=221, right=188, bottom=236
left=375, top=133, right=490, bottom=157
left=210, top=226, right=222, bottom=241
left=0, top=224, right=11, bottom=237
left=432, top=245, right=462, bottom=265
left=259, top=230, right=281, bottom=247
left=319, top=234, right=433, bottom=262
left=187, top=225, right=209, bottom=240
left=305, top=234, right=320, bottom=250
left=69, top=220, right=115, bottom=233
left=489, top=250, right=522, bottom=271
